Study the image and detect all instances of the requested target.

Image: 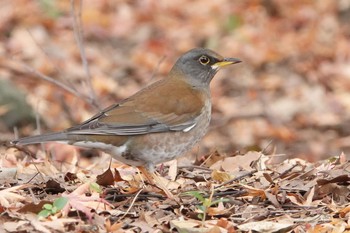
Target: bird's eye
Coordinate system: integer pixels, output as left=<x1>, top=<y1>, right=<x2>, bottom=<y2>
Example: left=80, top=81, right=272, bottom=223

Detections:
left=199, top=55, right=210, bottom=65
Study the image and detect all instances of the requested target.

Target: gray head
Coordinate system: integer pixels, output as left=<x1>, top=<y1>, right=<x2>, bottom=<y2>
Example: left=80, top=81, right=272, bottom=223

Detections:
left=170, top=48, right=241, bottom=87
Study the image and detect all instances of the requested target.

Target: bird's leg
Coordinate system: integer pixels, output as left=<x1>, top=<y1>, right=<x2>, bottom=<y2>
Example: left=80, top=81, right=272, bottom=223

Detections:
left=137, top=166, right=174, bottom=199
left=137, top=166, right=155, bottom=185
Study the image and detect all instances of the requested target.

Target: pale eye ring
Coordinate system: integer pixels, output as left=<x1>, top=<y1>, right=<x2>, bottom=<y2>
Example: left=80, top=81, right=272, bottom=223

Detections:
left=199, top=55, right=210, bottom=65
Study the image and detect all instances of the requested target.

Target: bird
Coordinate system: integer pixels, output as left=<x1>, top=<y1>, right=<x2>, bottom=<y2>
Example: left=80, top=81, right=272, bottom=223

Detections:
left=11, top=48, right=241, bottom=196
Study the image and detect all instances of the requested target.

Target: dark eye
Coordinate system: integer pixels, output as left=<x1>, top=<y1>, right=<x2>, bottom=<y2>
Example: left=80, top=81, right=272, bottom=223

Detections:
left=199, top=55, right=210, bottom=65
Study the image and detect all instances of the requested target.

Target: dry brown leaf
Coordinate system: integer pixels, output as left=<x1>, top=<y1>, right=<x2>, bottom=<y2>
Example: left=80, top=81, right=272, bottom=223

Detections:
left=318, top=183, right=349, bottom=203
left=105, top=220, right=123, bottom=232
left=211, top=170, right=233, bottom=183
left=317, top=174, right=350, bottom=185
left=28, top=214, right=79, bottom=233
left=237, top=221, right=294, bottom=232
left=61, top=182, right=113, bottom=220
left=170, top=219, right=200, bottom=232
left=2, top=1, right=350, bottom=231
left=264, top=191, right=281, bottom=208
left=211, top=151, right=262, bottom=172
left=0, top=184, right=29, bottom=208
left=286, top=186, right=321, bottom=207
left=216, top=218, right=236, bottom=232
left=339, top=205, right=350, bottom=218
left=207, top=226, right=222, bottom=233
left=239, top=184, right=266, bottom=199
left=166, top=159, right=178, bottom=181
left=18, top=201, right=51, bottom=214
left=207, top=207, right=230, bottom=217
left=114, top=166, right=137, bottom=182
left=304, top=186, right=315, bottom=206
left=96, top=168, right=115, bottom=186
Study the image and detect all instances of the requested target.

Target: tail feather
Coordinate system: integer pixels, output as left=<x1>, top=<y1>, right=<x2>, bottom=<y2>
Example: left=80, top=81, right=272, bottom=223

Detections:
left=11, top=132, right=69, bottom=146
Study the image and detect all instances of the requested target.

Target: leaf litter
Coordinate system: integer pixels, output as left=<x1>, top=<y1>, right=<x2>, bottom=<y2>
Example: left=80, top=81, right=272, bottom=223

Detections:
left=1, top=146, right=350, bottom=232
left=1, top=0, right=350, bottom=232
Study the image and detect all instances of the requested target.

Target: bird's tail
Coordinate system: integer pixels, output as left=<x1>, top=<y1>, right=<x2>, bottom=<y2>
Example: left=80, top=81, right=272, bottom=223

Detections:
left=11, top=132, right=69, bottom=146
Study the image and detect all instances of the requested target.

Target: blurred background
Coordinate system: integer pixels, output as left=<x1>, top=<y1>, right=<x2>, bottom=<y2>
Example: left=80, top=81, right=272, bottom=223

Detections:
left=1, top=0, right=350, bottom=162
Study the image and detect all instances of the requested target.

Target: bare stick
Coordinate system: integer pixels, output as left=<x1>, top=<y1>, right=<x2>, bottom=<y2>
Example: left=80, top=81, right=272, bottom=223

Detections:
left=19, top=61, right=82, bottom=98
left=214, top=169, right=257, bottom=189
left=70, top=0, right=99, bottom=109
left=9, top=58, right=98, bottom=107
left=120, top=188, right=144, bottom=220
left=26, top=29, right=63, bottom=76
left=19, top=28, right=97, bottom=109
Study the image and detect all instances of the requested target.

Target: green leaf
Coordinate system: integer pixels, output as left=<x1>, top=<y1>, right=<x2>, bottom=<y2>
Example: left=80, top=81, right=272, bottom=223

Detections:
left=43, top=204, right=52, bottom=210
left=51, top=206, right=58, bottom=214
left=197, top=205, right=206, bottom=212
left=182, top=191, right=205, bottom=202
left=197, top=213, right=204, bottom=220
left=203, top=198, right=211, bottom=207
left=53, top=197, right=68, bottom=211
left=90, top=182, right=102, bottom=193
left=38, top=209, right=51, bottom=218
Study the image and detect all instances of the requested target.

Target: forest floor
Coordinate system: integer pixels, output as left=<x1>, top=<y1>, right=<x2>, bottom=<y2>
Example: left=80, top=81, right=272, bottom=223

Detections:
left=1, top=1, right=350, bottom=232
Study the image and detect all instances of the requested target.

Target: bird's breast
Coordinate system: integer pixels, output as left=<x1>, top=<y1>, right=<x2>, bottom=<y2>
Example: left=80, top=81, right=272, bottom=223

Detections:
left=121, top=100, right=212, bottom=166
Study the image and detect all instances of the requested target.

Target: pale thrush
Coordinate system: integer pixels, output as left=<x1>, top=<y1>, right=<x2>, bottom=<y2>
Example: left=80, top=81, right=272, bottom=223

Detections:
left=12, top=48, right=241, bottom=195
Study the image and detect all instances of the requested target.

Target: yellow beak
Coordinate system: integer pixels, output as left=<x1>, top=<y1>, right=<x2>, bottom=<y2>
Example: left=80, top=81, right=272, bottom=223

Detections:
left=212, top=58, right=242, bottom=69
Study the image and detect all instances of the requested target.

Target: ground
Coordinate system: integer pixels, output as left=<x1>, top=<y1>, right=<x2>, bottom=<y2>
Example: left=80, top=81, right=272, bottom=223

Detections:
left=1, top=0, right=350, bottom=232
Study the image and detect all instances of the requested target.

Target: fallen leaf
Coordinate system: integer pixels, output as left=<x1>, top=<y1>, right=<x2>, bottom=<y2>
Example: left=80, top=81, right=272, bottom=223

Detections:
left=238, top=221, right=294, bottom=232
left=96, top=168, right=115, bottom=186
left=211, top=170, right=233, bottom=183
left=211, top=151, right=262, bottom=173
left=0, top=184, right=29, bottom=208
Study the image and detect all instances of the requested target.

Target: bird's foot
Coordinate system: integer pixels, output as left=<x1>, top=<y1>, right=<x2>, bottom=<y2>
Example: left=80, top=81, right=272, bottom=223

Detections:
left=137, top=166, right=178, bottom=201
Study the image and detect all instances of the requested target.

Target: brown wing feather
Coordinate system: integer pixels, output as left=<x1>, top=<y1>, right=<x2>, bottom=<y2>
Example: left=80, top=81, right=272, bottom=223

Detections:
left=65, top=78, right=207, bottom=136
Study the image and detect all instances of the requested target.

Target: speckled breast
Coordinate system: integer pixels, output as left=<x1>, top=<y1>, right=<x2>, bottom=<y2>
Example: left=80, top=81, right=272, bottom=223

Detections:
left=120, top=101, right=212, bottom=168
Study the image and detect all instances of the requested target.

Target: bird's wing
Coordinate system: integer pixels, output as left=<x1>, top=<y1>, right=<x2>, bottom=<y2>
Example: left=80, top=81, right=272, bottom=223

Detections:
left=66, top=79, right=207, bottom=136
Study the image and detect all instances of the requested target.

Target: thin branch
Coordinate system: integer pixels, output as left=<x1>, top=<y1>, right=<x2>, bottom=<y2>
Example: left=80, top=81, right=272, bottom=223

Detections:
left=7, top=55, right=101, bottom=107
left=34, top=102, right=46, bottom=152
left=26, top=29, right=64, bottom=77
left=214, top=169, right=257, bottom=189
left=18, top=61, right=84, bottom=100
left=120, top=188, right=144, bottom=220
left=70, top=0, right=99, bottom=109
left=9, top=27, right=98, bottom=109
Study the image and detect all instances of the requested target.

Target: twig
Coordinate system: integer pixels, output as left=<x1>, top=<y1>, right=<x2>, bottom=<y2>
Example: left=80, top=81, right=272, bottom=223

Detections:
left=25, top=172, right=41, bottom=184
left=7, top=31, right=98, bottom=108
left=10, top=144, right=37, bottom=159
left=211, top=190, right=247, bottom=198
left=12, top=60, right=100, bottom=108
left=26, top=29, right=63, bottom=76
left=26, top=28, right=87, bottom=111
left=18, top=61, right=82, bottom=99
left=34, top=104, right=42, bottom=136
left=274, top=163, right=298, bottom=180
left=70, top=0, right=99, bottom=109
left=178, top=165, right=212, bottom=171
left=13, top=126, right=18, bottom=140
left=120, top=188, right=143, bottom=220
left=214, top=170, right=257, bottom=189
left=34, top=102, right=46, bottom=152
left=104, top=190, right=164, bottom=201
left=199, top=151, right=216, bottom=167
